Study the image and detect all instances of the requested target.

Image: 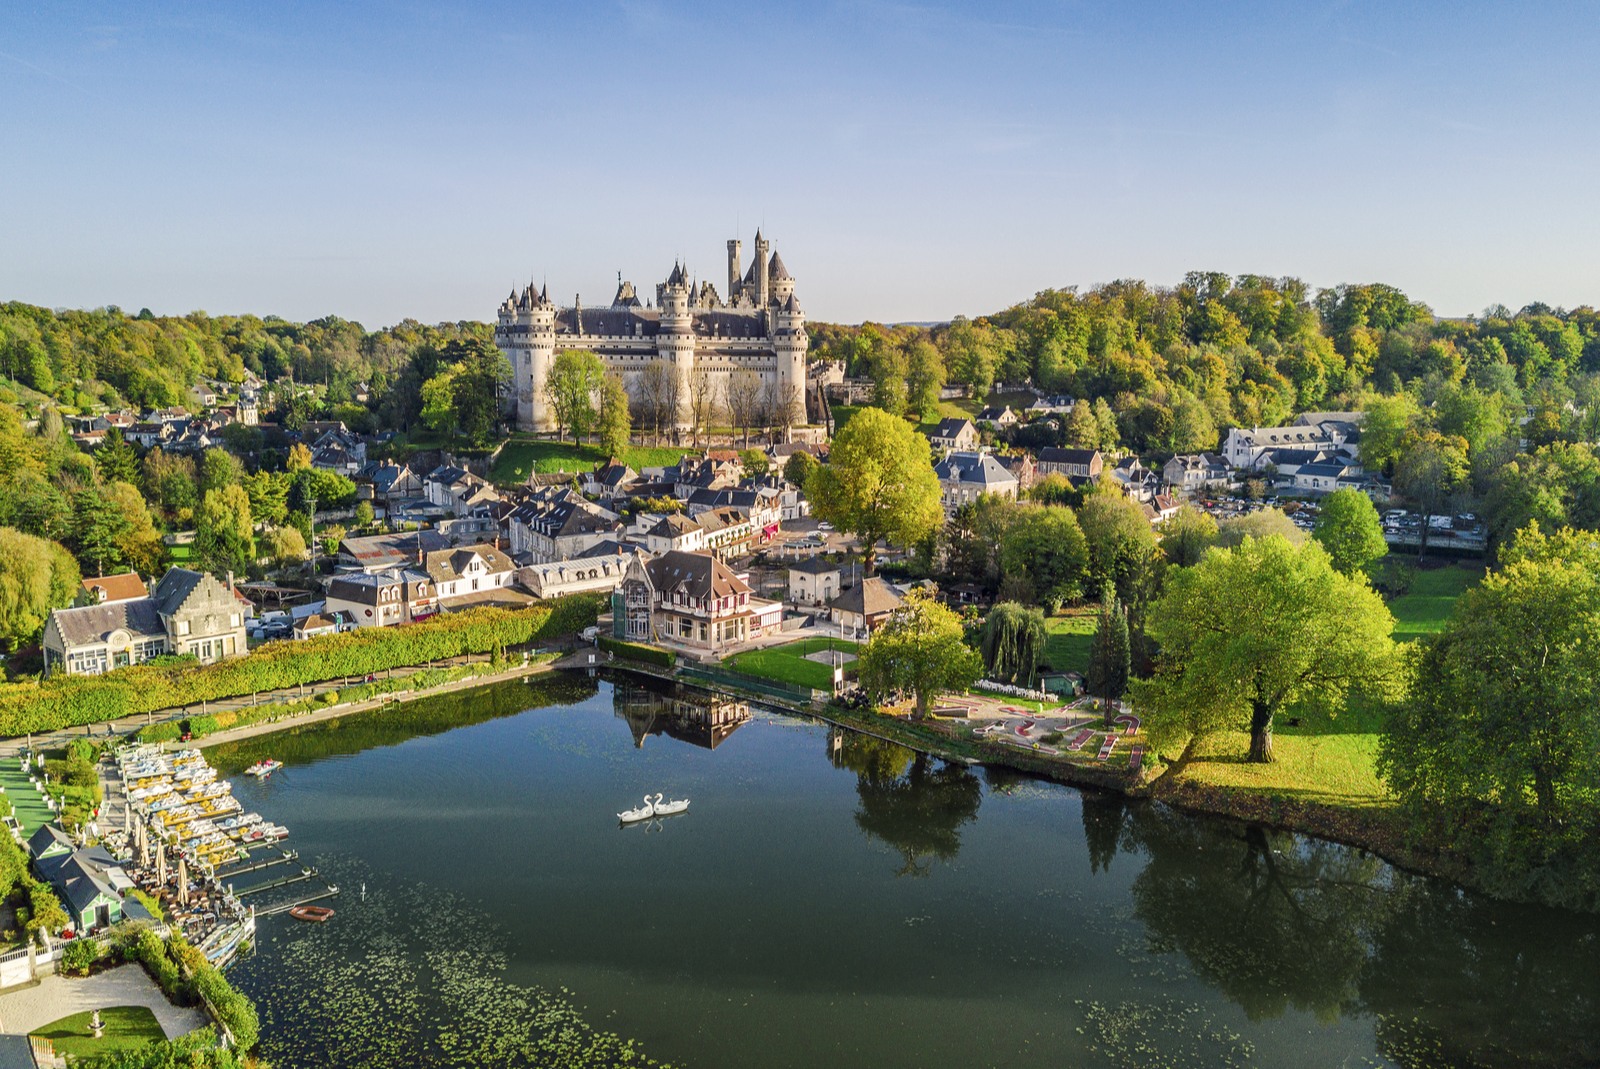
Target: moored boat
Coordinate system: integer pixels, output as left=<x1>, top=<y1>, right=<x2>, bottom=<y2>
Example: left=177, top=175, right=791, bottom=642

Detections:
left=288, top=905, right=334, bottom=923
left=245, top=759, right=283, bottom=778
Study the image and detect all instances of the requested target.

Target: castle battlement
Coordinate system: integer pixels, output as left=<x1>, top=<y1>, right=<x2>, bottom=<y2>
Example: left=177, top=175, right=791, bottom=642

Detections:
left=495, top=233, right=809, bottom=433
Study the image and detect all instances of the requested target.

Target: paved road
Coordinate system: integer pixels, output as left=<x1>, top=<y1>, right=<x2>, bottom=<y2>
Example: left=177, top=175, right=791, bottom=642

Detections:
left=0, top=964, right=205, bottom=1038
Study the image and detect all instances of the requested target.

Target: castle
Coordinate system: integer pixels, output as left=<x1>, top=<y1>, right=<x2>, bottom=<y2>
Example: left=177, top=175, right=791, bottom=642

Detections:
left=495, top=232, right=809, bottom=432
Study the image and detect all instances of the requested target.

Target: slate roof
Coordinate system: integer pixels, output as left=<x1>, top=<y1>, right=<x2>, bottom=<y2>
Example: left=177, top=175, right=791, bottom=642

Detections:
left=934, top=452, right=1018, bottom=487
left=928, top=417, right=975, bottom=440
left=1037, top=447, right=1100, bottom=465
left=80, top=572, right=147, bottom=604
left=0, top=1033, right=38, bottom=1069
left=49, top=598, right=165, bottom=648
left=788, top=556, right=840, bottom=576
left=649, top=514, right=701, bottom=538
left=642, top=551, right=751, bottom=601
left=832, top=577, right=903, bottom=617
left=424, top=544, right=515, bottom=585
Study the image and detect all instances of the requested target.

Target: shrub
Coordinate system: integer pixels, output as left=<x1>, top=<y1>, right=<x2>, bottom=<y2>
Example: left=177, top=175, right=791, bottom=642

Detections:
left=598, top=637, right=675, bottom=668
left=183, top=715, right=221, bottom=738
left=60, top=936, right=100, bottom=975
left=137, top=722, right=180, bottom=743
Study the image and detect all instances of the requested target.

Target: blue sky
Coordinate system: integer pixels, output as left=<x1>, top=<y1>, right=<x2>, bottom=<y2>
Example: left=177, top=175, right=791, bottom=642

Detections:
left=3, top=1, right=1598, bottom=327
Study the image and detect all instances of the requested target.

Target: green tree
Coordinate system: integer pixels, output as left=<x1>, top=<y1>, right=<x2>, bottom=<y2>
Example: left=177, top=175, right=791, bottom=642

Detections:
left=597, top=372, right=632, bottom=458
left=783, top=449, right=818, bottom=488
left=544, top=349, right=605, bottom=443
left=740, top=449, right=768, bottom=478
left=1378, top=525, right=1600, bottom=904
left=1157, top=504, right=1218, bottom=567
left=0, top=527, right=80, bottom=650
left=1393, top=431, right=1469, bottom=559
left=1215, top=506, right=1308, bottom=549
left=1134, top=535, right=1399, bottom=763
left=979, top=601, right=1047, bottom=687
left=450, top=338, right=513, bottom=445
left=199, top=448, right=243, bottom=495
left=806, top=406, right=943, bottom=576
left=1064, top=402, right=1101, bottom=449
left=261, top=525, right=307, bottom=567
left=107, top=481, right=165, bottom=576
left=857, top=589, right=984, bottom=720
left=240, top=470, right=289, bottom=526
left=1076, top=492, right=1156, bottom=600
left=997, top=504, right=1090, bottom=610
left=93, top=428, right=139, bottom=484
left=194, top=486, right=255, bottom=575
left=1312, top=488, right=1388, bottom=577
left=353, top=500, right=375, bottom=529
left=1086, top=593, right=1130, bottom=724
left=1357, top=392, right=1420, bottom=474
left=71, top=486, right=130, bottom=577
left=420, top=364, right=462, bottom=437
left=905, top=340, right=945, bottom=420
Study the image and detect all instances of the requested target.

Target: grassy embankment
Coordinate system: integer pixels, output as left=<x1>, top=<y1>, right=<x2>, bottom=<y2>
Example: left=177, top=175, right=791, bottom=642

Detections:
left=489, top=439, right=687, bottom=485
left=1153, top=564, right=1485, bottom=836
left=724, top=636, right=861, bottom=691
left=32, top=1007, right=165, bottom=1058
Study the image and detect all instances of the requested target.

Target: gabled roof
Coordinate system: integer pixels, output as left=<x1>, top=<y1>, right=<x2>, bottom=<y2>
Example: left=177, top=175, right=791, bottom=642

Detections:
left=423, top=544, right=515, bottom=585
left=80, top=572, right=146, bottom=605
left=928, top=417, right=975, bottom=439
left=1037, top=447, right=1100, bottom=464
left=934, top=452, right=1018, bottom=486
left=648, top=513, right=701, bottom=538
left=339, top=530, right=452, bottom=569
left=641, top=550, right=751, bottom=601
left=788, top=556, right=840, bottom=576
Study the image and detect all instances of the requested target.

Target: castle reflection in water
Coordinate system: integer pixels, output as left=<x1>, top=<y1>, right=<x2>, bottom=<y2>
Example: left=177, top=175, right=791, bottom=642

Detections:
left=612, top=676, right=752, bottom=751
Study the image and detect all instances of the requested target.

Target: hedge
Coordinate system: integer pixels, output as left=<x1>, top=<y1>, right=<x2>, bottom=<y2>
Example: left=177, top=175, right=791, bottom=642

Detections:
left=0, top=593, right=604, bottom=736
left=598, top=636, right=675, bottom=668
left=126, top=929, right=259, bottom=1051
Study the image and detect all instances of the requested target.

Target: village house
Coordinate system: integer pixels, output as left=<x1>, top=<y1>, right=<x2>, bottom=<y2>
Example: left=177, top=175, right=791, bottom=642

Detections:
left=934, top=451, right=1020, bottom=512
left=926, top=418, right=979, bottom=453
left=1162, top=452, right=1232, bottom=494
left=75, top=572, right=148, bottom=607
left=521, top=548, right=645, bottom=599
left=787, top=556, right=841, bottom=605
left=975, top=405, right=1018, bottom=428
left=424, top=465, right=500, bottom=514
left=336, top=530, right=452, bottom=573
left=1111, top=456, right=1161, bottom=503
left=42, top=567, right=250, bottom=677
left=621, top=550, right=782, bottom=651
left=29, top=826, right=153, bottom=932
left=831, top=576, right=904, bottom=638
left=293, top=611, right=353, bottom=640
left=582, top=457, right=640, bottom=499
left=354, top=462, right=425, bottom=504
left=646, top=513, right=707, bottom=555
left=506, top=489, right=624, bottom=563
left=1035, top=447, right=1103, bottom=479
left=423, top=543, right=518, bottom=606
left=325, top=569, right=436, bottom=628
left=1221, top=412, right=1362, bottom=470
left=696, top=507, right=755, bottom=560
left=994, top=452, right=1038, bottom=491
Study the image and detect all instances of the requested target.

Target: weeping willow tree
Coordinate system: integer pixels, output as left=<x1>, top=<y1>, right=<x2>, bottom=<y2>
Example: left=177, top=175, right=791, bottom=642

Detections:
left=979, top=601, right=1047, bottom=688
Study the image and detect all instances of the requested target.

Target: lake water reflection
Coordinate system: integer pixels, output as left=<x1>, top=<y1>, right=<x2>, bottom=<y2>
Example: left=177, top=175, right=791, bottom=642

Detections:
left=211, top=674, right=1599, bottom=1069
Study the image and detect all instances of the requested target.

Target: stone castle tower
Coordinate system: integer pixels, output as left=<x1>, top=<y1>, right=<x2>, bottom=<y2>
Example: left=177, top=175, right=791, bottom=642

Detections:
left=495, top=233, right=808, bottom=433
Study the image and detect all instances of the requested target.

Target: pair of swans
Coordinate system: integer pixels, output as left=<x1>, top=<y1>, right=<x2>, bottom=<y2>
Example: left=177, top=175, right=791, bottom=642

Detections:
left=617, top=792, right=691, bottom=823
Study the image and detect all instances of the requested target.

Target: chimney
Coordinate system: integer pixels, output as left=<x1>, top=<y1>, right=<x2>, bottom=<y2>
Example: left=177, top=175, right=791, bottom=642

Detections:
left=226, top=570, right=235, bottom=592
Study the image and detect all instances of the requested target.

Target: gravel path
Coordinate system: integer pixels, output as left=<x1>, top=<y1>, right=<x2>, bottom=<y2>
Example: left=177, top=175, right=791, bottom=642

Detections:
left=0, top=964, right=204, bottom=1038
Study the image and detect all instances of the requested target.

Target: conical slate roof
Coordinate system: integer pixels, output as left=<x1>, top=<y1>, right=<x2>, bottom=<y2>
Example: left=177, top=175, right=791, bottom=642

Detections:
left=768, top=251, right=791, bottom=280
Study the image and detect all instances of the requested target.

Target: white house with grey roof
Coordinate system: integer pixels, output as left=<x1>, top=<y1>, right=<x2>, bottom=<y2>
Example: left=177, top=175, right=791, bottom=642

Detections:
left=1222, top=413, right=1362, bottom=471
left=42, top=567, right=248, bottom=677
left=933, top=451, right=1019, bottom=513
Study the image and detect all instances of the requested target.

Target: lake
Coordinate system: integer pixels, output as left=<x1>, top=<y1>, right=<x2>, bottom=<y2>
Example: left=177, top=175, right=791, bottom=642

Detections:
left=210, top=673, right=1599, bottom=1068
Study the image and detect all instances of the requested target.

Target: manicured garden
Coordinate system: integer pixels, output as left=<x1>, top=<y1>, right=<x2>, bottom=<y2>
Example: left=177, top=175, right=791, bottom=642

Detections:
left=488, top=439, right=685, bottom=485
left=32, top=1006, right=165, bottom=1058
left=724, top=636, right=861, bottom=691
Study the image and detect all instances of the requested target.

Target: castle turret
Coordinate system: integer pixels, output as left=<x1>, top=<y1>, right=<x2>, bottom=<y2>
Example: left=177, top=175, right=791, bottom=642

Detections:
left=509, top=283, right=557, bottom=431
left=656, top=262, right=695, bottom=426
left=768, top=250, right=795, bottom=305
left=727, top=239, right=742, bottom=303
left=773, top=290, right=808, bottom=432
left=754, top=230, right=770, bottom=316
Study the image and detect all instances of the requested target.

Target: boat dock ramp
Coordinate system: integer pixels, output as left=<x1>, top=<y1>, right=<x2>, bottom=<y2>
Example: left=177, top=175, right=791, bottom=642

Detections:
left=105, top=745, right=339, bottom=966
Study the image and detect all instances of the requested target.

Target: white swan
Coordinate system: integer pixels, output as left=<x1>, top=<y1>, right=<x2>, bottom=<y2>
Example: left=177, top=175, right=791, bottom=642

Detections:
left=618, top=794, right=655, bottom=823
left=652, top=792, right=690, bottom=816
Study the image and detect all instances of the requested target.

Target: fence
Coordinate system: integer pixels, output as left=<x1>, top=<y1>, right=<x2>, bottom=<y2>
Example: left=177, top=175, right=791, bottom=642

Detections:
left=677, top=665, right=823, bottom=704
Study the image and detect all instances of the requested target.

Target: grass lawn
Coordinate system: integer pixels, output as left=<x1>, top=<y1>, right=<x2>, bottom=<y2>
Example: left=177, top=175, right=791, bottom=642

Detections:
left=32, top=1006, right=166, bottom=1058
left=1380, top=562, right=1483, bottom=643
left=0, top=764, right=57, bottom=836
left=834, top=391, right=1037, bottom=438
left=1043, top=607, right=1097, bottom=676
left=724, top=636, right=861, bottom=691
left=1170, top=729, right=1391, bottom=810
left=488, top=439, right=687, bottom=485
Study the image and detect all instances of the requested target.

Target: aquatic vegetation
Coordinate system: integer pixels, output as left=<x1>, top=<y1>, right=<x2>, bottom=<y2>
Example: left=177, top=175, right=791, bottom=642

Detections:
left=233, top=859, right=670, bottom=1068
left=1078, top=998, right=1256, bottom=1069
